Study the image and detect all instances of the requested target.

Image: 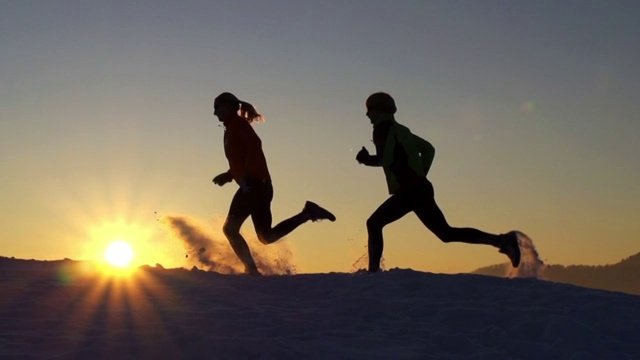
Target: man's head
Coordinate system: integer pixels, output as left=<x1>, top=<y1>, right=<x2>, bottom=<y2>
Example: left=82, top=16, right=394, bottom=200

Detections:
left=366, top=92, right=396, bottom=124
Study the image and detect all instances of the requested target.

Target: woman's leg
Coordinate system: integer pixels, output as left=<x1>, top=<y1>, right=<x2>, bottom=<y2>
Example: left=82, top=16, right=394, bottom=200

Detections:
left=252, top=183, right=310, bottom=244
left=223, top=189, right=259, bottom=274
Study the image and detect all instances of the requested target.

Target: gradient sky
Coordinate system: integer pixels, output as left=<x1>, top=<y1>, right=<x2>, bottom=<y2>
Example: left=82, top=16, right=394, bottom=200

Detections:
left=2, top=0, right=639, bottom=274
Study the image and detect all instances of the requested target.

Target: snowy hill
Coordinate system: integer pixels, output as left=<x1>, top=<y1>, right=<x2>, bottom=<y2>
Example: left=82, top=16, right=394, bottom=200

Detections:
left=1, top=256, right=639, bottom=359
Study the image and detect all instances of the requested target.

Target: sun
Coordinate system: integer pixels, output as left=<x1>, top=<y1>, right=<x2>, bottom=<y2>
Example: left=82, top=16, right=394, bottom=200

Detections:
left=104, top=240, right=134, bottom=267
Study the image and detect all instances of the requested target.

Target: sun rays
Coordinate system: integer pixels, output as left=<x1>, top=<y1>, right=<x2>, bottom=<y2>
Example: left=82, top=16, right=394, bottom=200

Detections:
left=43, top=264, right=185, bottom=357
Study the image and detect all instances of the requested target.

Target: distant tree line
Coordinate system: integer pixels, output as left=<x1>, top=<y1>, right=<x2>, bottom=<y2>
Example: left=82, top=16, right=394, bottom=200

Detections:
left=473, top=253, right=640, bottom=296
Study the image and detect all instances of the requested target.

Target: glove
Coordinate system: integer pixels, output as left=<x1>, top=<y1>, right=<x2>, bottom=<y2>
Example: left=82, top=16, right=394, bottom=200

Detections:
left=213, top=172, right=233, bottom=186
left=356, top=146, right=370, bottom=164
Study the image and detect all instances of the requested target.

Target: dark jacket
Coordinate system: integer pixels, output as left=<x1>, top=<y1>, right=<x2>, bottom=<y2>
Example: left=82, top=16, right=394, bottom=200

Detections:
left=360, top=117, right=435, bottom=194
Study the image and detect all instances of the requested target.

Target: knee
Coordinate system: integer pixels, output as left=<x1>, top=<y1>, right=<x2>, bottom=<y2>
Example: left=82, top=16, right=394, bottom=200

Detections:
left=366, top=215, right=382, bottom=232
left=256, top=231, right=272, bottom=245
left=432, top=227, right=454, bottom=243
left=223, top=218, right=240, bottom=238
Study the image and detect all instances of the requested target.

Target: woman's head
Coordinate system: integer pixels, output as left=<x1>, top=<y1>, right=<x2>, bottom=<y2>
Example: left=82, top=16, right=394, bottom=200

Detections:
left=213, top=92, right=264, bottom=123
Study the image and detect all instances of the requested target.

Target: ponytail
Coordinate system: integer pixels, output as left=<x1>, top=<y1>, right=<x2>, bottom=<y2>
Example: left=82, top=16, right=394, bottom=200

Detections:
left=239, top=100, right=264, bottom=123
left=214, top=92, right=265, bottom=124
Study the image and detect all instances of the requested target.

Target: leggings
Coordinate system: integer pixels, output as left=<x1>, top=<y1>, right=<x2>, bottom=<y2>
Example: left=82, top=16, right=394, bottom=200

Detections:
left=223, top=181, right=307, bottom=272
left=366, top=179, right=501, bottom=272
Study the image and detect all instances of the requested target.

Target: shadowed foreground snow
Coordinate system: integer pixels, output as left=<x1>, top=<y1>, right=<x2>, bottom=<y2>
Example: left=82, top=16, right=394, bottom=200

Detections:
left=1, top=258, right=639, bottom=359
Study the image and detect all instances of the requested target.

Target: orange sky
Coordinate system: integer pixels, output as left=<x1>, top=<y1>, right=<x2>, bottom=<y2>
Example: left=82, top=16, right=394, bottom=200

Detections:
left=2, top=2, right=639, bottom=273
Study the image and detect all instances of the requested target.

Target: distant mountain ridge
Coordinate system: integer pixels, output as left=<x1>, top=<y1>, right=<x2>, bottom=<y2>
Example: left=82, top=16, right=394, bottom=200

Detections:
left=472, top=252, right=640, bottom=295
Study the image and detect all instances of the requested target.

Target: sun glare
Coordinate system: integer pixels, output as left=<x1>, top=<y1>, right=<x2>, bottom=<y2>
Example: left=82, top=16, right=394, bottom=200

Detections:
left=104, top=240, right=134, bottom=268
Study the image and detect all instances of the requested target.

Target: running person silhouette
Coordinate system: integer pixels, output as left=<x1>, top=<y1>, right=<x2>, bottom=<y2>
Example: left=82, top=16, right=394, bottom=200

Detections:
left=356, top=92, right=520, bottom=273
left=212, top=92, right=335, bottom=275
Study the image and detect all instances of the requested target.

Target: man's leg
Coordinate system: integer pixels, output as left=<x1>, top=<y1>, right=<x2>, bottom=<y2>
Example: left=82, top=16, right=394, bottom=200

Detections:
left=413, top=192, right=521, bottom=267
left=366, top=193, right=413, bottom=272
left=412, top=180, right=502, bottom=246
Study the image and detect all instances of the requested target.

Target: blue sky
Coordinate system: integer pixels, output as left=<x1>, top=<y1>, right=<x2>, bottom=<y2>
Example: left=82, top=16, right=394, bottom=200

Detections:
left=1, top=1, right=639, bottom=273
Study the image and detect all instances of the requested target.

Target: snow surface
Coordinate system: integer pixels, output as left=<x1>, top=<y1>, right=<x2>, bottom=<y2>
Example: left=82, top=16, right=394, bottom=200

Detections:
left=1, top=257, right=639, bottom=359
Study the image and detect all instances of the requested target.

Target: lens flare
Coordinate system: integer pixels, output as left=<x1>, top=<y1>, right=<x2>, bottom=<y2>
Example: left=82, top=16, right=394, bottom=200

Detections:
left=104, top=241, right=134, bottom=267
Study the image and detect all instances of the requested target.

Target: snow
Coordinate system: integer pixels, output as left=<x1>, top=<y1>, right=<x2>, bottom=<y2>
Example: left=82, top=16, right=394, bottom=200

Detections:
left=1, top=257, right=639, bottom=359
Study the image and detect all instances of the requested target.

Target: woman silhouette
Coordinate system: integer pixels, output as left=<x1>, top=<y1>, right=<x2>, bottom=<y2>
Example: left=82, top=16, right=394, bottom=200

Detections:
left=212, top=92, right=335, bottom=275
